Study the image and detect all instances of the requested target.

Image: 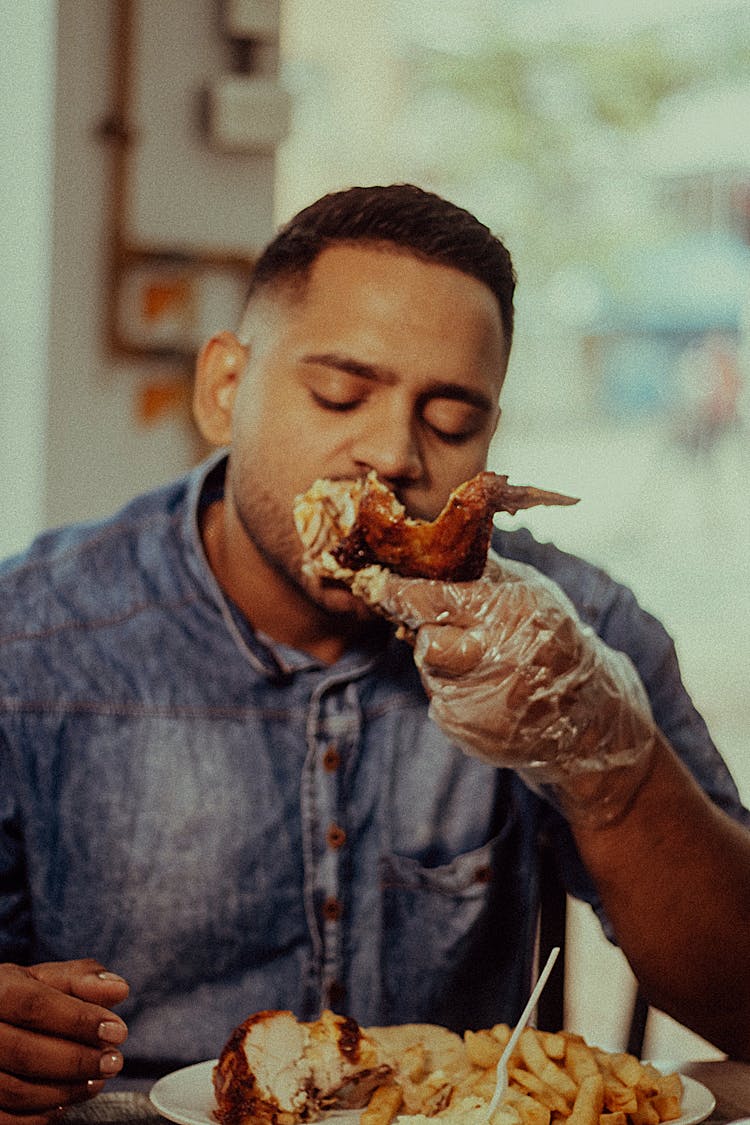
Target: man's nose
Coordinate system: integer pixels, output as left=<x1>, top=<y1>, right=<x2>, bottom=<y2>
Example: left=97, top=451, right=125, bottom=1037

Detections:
left=351, top=412, right=422, bottom=483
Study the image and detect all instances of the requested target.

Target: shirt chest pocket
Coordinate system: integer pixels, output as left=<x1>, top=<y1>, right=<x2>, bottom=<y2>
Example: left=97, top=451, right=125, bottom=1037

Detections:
left=380, top=840, right=497, bottom=899
left=375, top=806, right=532, bottom=1029
left=377, top=839, right=496, bottom=991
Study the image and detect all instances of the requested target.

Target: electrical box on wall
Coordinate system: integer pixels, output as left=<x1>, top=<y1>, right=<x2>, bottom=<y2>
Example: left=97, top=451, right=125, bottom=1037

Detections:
left=204, top=76, right=291, bottom=152
left=224, top=0, right=281, bottom=40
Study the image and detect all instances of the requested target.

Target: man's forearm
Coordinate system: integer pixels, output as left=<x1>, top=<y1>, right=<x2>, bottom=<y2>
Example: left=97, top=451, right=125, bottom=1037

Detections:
left=571, top=731, right=750, bottom=1060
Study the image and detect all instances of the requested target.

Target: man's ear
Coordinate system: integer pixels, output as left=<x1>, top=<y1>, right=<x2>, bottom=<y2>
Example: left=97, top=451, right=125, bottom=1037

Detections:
left=193, top=331, right=249, bottom=446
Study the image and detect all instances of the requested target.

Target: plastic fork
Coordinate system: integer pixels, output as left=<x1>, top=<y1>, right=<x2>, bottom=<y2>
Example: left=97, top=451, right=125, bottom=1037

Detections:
left=486, top=946, right=561, bottom=1122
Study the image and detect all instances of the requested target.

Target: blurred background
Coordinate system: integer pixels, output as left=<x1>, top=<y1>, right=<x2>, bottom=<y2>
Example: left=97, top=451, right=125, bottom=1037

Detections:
left=2, top=0, right=748, bottom=1064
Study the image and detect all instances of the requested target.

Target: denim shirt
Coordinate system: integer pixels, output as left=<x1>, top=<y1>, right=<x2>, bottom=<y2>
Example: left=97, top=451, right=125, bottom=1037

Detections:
left=1, top=453, right=747, bottom=1066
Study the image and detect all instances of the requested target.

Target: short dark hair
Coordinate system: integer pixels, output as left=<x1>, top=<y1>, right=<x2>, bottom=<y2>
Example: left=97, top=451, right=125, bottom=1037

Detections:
left=247, top=184, right=516, bottom=345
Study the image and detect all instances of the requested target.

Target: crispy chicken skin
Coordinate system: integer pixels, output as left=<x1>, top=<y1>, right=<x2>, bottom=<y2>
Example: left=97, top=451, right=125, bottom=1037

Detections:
left=294, top=471, right=578, bottom=583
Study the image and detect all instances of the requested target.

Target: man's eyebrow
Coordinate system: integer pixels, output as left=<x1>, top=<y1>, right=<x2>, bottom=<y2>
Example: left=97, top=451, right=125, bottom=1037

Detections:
left=301, top=352, right=387, bottom=381
left=301, top=352, right=495, bottom=412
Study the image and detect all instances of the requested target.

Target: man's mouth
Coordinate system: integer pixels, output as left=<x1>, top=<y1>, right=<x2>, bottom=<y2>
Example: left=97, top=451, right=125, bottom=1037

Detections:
left=319, top=575, right=351, bottom=591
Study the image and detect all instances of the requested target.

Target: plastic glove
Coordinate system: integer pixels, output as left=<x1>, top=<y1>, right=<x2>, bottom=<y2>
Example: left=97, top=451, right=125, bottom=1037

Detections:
left=350, top=552, right=657, bottom=827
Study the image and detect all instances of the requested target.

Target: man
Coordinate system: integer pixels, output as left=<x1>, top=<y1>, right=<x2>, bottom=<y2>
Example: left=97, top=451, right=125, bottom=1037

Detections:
left=1, top=184, right=749, bottom=1122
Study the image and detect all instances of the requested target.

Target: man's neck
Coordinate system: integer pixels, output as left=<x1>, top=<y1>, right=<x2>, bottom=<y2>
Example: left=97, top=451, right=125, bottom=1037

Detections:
left=199, top=496, right=372, bottom=665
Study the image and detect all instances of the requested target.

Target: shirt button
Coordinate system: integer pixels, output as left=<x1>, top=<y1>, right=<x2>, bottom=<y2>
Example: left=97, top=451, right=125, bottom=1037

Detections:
left=322, top=895, right=342, bottom=921
left=322, top=745, right=340, bottom=771
left=326, top=823, right=346, bottom=849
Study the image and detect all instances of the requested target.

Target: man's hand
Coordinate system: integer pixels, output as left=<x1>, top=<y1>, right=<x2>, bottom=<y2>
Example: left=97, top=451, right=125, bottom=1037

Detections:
left=0, top=959, right=129, bottom=1125
left=354, top=551, right=656, bottom=826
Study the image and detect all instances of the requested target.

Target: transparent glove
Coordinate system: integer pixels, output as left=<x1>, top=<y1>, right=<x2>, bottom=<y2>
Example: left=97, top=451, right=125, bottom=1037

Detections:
left=351, top=552, right=657, bottom=827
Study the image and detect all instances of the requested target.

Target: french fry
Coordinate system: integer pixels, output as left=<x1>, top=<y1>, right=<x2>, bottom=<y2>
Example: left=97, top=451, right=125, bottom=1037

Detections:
left=518, top=1029, right=551, bottom=1075
left=401, top=1043, right=428, bottom=1082
left=465, top=1029, right=504, bottom=1069
left=504, top=1088, right=552, bottom=1125
left=602, top=1076, right=639, bottom=1117
left=491, top=1024, right=513, bottom=1048
left=565, top=1039, right=601, bottom=1086
left=468, top=1068, right=502, bottom=1100
left=361, top=1083, right=403, bottom=1125
left=630, top=1090, right=660, bottom=1125
left=650, top=1095, right=681, bottom=1122
left=607, top=1055, right=648, bottom=1091
left=538, top=1032, right=567, bottom=1061
left=635, top=1065, right=664, bottom=1098
left=599, top=1113, right=628, bottom=1125
left=518, top=1029, right=578, bottom=1103
left=509, top=1067, right=571, bottom=1116
left=654, top=1073, right=682, bottom=1101
left=566, top=1074, right=604, bottom=1125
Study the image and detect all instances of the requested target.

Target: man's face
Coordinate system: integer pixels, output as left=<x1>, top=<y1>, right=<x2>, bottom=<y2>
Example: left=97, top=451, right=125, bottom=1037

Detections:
left=223, top=243, right=509, bottom=615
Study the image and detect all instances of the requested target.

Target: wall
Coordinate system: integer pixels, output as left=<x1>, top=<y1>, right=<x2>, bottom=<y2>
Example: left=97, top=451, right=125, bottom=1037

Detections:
left=0, top=2, right=56, bottom=558
left=23, top=0, right=279, bottom=538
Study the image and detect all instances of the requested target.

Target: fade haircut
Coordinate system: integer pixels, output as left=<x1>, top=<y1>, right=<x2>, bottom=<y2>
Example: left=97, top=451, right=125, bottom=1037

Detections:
left=245, top=183, right=517, bottom=347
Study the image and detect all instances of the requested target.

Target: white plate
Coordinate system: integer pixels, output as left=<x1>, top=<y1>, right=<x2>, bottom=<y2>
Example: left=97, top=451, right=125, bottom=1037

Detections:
left=149, top=1061, right=360, bottom=1125
left=148, top=1059, right=716, bottom=1125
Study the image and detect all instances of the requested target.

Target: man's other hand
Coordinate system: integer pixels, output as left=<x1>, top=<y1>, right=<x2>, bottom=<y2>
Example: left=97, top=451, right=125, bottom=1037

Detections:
left=0, top=959, right=129, bottom=1125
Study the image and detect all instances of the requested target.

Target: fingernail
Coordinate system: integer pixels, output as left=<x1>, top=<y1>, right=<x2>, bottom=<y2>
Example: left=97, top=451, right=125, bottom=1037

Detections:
left=98, top=1019, right=128, bottom=1045
left=99, top=1050, right=123, bottom=1076
left=96, top=971, right=127, bottom=984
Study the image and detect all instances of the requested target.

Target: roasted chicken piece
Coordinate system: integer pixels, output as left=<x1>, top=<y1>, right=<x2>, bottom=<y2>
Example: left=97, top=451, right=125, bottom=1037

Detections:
left=212, top=1009, right=389, bottom=1125
left=294, top=470, right=578, bottom=583
left=212, top=1011, right=471, bottom=1125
